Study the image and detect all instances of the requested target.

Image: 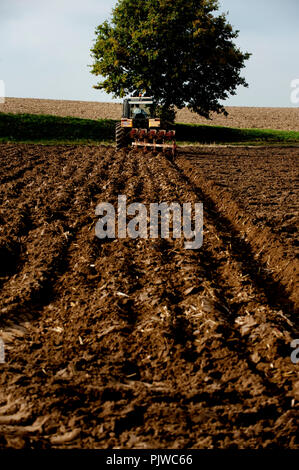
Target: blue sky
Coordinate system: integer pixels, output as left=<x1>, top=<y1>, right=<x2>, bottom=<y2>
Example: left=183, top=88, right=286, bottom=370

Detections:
left=0, top=0, right=298, bottom=106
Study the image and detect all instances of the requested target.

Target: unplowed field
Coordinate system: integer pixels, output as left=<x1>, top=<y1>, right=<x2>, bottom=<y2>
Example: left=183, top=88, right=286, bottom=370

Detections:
left=0, top=144, right=298, bottom=449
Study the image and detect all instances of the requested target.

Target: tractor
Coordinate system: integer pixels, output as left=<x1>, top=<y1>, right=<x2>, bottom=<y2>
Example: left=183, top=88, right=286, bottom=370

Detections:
left=115, top=96, right=177, bottom=157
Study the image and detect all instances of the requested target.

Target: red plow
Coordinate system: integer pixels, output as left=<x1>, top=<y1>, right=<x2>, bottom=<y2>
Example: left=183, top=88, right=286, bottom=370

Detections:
left=130, top=128, right=177, bottom=157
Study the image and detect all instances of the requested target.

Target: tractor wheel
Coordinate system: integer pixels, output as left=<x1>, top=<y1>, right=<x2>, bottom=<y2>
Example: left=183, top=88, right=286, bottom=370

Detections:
left=115, top=123, right=126, bottom=150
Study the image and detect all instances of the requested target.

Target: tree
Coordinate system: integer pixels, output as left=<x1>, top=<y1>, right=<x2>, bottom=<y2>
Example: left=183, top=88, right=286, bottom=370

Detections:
left=90, top=0, right=250, bottom=120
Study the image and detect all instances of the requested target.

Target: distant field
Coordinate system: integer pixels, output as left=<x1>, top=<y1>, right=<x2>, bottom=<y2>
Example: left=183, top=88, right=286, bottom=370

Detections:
left=1, top=97, right=299, bottom=131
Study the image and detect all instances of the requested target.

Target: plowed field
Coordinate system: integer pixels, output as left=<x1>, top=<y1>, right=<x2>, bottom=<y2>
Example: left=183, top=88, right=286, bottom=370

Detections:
left=0, top=144, right=298, bottom=449
left=2, top=97, right=299, bottom=131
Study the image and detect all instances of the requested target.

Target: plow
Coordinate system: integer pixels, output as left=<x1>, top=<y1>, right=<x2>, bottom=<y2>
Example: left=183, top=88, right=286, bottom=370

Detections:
left=115, top=96, right=177, bottom=158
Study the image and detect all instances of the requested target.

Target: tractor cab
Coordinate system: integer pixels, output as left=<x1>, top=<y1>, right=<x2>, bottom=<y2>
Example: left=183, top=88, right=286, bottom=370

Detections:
left=121, top=96, right=161, bottom=129
left=123, top=97, right=154, bottom=118
left=122, top=97, right=156, bottom=128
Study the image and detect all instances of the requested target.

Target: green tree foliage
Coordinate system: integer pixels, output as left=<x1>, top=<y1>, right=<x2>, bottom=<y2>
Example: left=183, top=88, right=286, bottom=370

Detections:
left=90, top=0, right=251, bottom=119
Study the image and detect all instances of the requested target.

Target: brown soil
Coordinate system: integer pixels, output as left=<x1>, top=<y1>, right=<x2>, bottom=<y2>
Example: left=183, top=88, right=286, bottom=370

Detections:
left=1, top=97, right=299, bottom=131
left=0, top=144, right=298, bottom=449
